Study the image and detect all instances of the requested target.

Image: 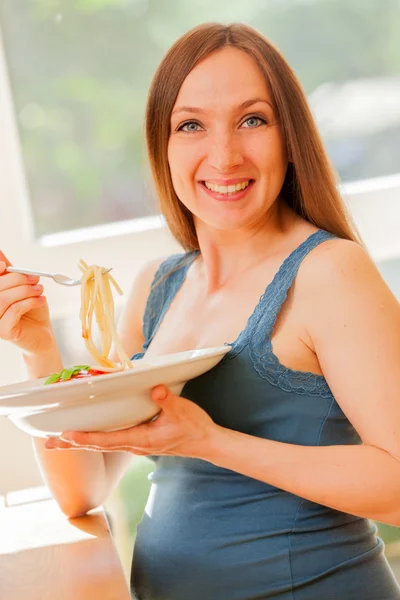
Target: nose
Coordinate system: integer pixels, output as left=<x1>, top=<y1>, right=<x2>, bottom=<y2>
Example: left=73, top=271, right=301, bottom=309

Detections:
left=207, top=130, right=244, bottom=172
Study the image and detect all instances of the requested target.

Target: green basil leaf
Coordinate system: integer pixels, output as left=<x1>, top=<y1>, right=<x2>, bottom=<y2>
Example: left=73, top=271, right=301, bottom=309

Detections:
left=73, top=365, right=90, bottom=371
left=44, top=372, right=61, bottom=385
left=60, top=368, right=75, bottom=381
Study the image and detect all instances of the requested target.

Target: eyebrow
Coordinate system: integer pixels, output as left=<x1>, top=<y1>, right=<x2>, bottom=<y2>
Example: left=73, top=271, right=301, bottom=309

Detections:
left=171, top=97, right=273, bottom=116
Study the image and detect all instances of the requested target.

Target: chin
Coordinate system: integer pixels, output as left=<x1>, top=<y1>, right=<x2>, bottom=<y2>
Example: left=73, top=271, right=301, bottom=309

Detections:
left=203, top=217, right=255, bottom=233
left=193, top=203, right=266, bottom=233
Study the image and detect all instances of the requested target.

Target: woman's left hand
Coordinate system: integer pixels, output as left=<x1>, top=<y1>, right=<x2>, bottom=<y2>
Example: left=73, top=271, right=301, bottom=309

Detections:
left=45, top=385, right=217, bottom=459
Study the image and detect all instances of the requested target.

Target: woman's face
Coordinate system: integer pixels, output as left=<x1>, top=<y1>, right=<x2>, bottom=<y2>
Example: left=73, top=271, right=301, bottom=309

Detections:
left=168, top=47, right=288, bottom=234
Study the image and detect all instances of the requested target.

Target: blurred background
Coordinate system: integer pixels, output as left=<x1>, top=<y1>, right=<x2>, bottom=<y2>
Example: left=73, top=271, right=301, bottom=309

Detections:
left=0, top=0, right=400, bottom=584
left=1, top=0, right=400, bottom=236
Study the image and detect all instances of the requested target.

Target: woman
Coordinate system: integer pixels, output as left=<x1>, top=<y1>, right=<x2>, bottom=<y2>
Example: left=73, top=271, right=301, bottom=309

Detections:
left=1, top=22, right=400, bottom=600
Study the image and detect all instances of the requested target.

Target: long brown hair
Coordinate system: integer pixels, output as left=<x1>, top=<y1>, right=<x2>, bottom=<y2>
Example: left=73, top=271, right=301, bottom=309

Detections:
left=145, top=22, right=363, bottom=251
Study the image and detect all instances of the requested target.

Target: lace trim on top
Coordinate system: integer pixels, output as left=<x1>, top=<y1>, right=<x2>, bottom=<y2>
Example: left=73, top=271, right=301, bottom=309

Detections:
left=135, top=230, right=336, bottom=398
left=251, top=230, right=335, bottom=397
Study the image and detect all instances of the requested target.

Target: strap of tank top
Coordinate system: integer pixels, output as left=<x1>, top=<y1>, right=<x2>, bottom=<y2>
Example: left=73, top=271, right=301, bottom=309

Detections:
left=141, top=251, right=198, bottom=352
left=243, top=229, right=337, bottom=397
left=260, top=229, right=336, bottom=338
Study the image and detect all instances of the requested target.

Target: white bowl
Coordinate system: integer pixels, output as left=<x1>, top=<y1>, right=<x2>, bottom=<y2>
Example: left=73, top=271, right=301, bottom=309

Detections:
left=0, top=346, right=230, bottom=438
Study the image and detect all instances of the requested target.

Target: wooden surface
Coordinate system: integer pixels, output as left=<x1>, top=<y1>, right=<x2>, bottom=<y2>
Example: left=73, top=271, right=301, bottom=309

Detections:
left=0, top=487, right=131, bottom=600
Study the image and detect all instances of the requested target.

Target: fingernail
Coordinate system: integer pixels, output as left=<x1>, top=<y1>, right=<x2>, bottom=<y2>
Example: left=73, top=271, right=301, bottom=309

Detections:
left=27, top=275, right=39, bottom=282
left=154, top=386, right=168, bottom=400
left=32, top=284, right=43, bottom=292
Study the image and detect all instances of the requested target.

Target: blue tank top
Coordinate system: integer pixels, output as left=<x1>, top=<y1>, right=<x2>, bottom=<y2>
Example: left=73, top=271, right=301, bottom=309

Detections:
left=130, top=229, right=400, bottom=600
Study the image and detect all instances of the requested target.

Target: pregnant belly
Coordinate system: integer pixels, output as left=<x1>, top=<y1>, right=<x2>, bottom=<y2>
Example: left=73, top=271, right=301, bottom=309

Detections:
left=131, top=473, right=299, bottom=600
left=130, top=475, right=399, bottom=600
left=131, top=509, right=294, bottom=600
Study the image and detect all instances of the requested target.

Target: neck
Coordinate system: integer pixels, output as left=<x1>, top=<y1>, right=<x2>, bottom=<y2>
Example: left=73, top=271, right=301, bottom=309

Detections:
left=194, top=202, right=298, bottom=293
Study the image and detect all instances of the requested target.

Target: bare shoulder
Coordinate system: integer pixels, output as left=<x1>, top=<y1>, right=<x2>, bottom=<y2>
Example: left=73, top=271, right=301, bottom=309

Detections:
left=131, top=251, right=187, bottom=293
left=126, top=254, right=169, bottom=304
left=115, top=256, right=168, bottom=357
left=134, top=255, right=168, bottom=291
left=302, top=236, right=371, bottom=276
left=296, top=235, right=400, bottom=355
left=298, top=237, right=386, bottom=301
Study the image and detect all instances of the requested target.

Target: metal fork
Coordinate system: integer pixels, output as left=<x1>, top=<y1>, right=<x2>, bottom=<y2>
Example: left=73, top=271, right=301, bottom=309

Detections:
left=5, top=267, right=112, bottom=287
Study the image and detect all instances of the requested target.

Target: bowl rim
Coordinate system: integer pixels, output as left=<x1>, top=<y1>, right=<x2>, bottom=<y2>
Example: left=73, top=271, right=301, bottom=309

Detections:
left=0, top=345, right=231, bottom=413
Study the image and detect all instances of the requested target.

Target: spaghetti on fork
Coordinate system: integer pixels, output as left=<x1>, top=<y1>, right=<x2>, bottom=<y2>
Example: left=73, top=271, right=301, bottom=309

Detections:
left=44, top=261, right=133, bottom=385
left=78, top=259, right=133, bottom=372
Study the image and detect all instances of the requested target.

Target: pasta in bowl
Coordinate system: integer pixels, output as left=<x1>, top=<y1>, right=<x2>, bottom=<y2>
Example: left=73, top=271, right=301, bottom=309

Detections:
left=0, top=346, right=230, bottom=437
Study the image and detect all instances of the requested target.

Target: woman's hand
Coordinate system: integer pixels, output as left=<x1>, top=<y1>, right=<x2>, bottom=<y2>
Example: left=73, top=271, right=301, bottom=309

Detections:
left=0, top=251, right=54, bottom=355
left=45, top=385, right=218, bottom=459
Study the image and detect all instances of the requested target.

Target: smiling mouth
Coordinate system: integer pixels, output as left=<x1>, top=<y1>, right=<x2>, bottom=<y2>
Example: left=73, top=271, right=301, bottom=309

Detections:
left=200, top=179, right=254, bottom=197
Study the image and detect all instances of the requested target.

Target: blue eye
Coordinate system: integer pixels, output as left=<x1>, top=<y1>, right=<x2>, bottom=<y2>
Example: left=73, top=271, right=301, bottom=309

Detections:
left=242, top=116, right=266, bottom=128
left=178, top=121, right=202, bottom=133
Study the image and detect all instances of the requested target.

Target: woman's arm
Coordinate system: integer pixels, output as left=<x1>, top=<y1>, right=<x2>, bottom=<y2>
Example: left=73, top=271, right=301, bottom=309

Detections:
left=26, top=340, right=109, bottom=518
left=202, top=239, right=400, bottom=525
left=31, top=258, right=163, bottom=518
left=203, top=427, right=400, bottom=526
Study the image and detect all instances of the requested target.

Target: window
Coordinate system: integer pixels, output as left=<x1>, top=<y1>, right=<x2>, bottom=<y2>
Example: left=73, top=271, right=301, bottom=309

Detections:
left=0, top=0, right=399, bottom=236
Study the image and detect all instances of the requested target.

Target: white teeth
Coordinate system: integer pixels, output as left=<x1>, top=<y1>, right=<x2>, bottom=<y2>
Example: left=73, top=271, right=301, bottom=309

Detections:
left=204, top=180, right=250, bottom=194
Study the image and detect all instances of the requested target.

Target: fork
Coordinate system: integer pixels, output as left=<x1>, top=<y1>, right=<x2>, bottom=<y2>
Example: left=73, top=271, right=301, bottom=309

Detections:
left=5, top=267, right=112, bottom=287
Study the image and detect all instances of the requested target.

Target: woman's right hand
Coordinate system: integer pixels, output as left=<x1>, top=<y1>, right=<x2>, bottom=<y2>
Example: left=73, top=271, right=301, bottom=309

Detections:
left=0, top=251, right=55, bottom=355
